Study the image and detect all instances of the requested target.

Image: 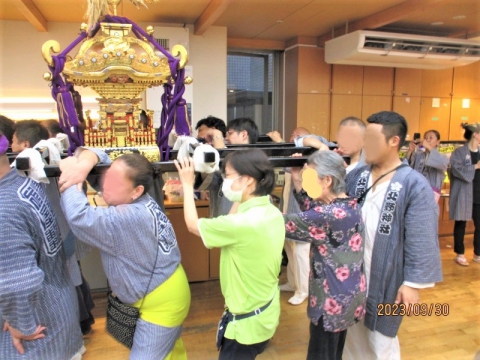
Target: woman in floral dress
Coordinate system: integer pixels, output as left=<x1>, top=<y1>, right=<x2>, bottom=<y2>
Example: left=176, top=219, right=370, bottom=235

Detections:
left=284, top=150, right=366, bottom=360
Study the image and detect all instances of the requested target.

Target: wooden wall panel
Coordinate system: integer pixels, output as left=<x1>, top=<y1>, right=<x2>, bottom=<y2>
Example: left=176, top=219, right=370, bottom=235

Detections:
left=332, top=65, right=364, bottom=95
left=298, top=47, right=331, bottom=94
left=449, top=98, right=480, bottom=140
left=421, top=68, right=454, bottom=98
left=452, top=62, right=480, bottom=99
left=330, top=94, right=362, bottom=140
left=284, top=47, right=300, bottom=140
left=297, top=94, right=331, bottom=139
left=393, top=96, right=421, bottom=140
left=361, top=95, right=392, bottom=120
left=419, top=97, right=452, bottom=141
left=394, top=68, right=422, bottom=97
left=363, top=67, right=394, bottom=96
left=285, top=54, right=477, bottom=146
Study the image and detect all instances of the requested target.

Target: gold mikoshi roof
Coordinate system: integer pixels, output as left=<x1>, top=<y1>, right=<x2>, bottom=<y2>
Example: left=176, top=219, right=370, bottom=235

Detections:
left=61, top=23, right=173, bottom=99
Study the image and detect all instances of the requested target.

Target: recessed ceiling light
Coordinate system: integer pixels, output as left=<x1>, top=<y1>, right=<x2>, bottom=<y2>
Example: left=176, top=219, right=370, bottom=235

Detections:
left=276, top=20, right=283, bottom=24
left=453, top=15, right=466, bottom=20
left=228, top=90, right=234, bottom=93
left=431, top=21, right=444, bottom=26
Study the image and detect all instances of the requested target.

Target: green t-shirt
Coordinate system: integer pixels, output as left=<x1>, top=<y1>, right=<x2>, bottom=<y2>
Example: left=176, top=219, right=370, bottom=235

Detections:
left=198, top=195, right=285, bottom=344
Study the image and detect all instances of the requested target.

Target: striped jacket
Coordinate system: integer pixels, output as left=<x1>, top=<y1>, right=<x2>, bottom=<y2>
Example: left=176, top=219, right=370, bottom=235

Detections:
left=409, top=148, right=449, bottom=190
left=61, top=149, right=182, bottom=304
left=346, top=165, right=443, bottom=337
left=0, top=170, right=83, bottom=359
left=449, top=144, right=479, bottom=220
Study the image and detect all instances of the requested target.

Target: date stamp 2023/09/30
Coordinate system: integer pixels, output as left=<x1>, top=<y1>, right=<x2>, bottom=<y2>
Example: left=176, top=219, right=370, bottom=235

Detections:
left=377, top=303, right=450, bottom=316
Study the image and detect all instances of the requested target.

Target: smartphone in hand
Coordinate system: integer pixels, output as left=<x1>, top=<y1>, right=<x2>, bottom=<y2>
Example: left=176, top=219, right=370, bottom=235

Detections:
left=413, top=133, right=421, bottom=143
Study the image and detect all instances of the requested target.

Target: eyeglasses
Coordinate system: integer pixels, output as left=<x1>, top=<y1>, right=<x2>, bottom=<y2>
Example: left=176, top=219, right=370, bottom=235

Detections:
left=226, top=130, right=238, bottom=136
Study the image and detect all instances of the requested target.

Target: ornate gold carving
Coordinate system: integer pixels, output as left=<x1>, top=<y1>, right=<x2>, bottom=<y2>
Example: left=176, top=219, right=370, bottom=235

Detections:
left=80, top=23, right=88, bottom=32
left=146, top=25, right=154, bottom=36
left=138, top=147, right=160, bottom=162
left=184, top=76, right=193, bottom=85
left=172, top=44, right=188, bottom=69
left=62, top=23, right=171, bottom=98
left=102, top=146, right=160, bottom=162
left=47, top=20, right=190, bottom=152
left=42, top=40, right=61, bottom=67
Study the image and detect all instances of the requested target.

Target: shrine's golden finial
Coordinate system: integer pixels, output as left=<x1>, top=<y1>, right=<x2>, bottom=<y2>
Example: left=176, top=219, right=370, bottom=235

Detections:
left=172, top=45, right=188, bottom=69
left=41, top=40, right=61, bottom=67
left=107, top=0, right=122, bottom=16
left=85, top=0, right=161, bottom=31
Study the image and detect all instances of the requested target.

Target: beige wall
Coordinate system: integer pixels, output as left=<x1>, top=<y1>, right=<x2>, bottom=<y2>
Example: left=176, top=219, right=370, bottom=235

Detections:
left=187, top=24, right=227, bottom=130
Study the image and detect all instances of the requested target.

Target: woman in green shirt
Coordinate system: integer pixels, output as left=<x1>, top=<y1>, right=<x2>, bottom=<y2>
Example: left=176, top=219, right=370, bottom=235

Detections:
left=175, top=149, right=285, bottom=359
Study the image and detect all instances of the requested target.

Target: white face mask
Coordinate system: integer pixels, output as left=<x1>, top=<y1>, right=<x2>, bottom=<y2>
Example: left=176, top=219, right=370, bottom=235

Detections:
left=221, top=175, right=246, bottom=203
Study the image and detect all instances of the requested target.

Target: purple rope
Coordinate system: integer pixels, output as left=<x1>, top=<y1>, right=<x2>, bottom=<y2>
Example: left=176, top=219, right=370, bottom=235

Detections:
left=48, top=15, right=190, bottom=158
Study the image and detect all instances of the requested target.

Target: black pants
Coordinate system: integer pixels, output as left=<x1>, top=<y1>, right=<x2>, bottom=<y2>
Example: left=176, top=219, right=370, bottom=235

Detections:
left=454, top=204, right=480, bottom=256
left=219, top=338, right=269, bottom=360
left=307, top=317, right=347, bottom=360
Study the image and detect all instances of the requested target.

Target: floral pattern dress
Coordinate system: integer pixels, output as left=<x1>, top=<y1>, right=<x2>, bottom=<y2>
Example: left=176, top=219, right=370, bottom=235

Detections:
left=284, top=190, right=367, bottom=332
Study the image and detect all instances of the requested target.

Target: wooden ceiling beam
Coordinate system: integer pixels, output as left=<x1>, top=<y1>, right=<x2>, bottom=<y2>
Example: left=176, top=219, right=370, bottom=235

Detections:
left=194, top=0, right=234, bottom=36
left=228, top=38, right=286, bottom=51
left=318, top=0, right=445, bottom=46
left=11, top=0, right=48, bottom=32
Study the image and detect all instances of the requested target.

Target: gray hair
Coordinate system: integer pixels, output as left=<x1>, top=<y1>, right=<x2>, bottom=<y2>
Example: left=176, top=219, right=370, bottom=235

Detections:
left=307, top=150, right=346, bottom=195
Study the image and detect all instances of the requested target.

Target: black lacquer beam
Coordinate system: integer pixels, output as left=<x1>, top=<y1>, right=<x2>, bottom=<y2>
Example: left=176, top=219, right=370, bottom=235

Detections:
left=41, top=156, right=309, bottom=178
left=168, top=146, right=318, bottom=160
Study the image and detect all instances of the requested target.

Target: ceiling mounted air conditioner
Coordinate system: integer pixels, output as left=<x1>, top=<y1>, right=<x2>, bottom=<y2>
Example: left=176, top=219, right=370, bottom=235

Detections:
left=325, top=30, right=480, bottom=70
